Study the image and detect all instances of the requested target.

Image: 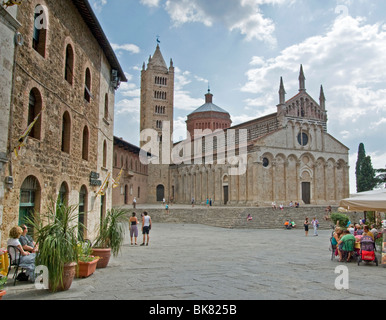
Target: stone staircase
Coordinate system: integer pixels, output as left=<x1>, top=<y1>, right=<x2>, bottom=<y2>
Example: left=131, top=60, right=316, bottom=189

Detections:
left=130, top=206, right=364, bottom=230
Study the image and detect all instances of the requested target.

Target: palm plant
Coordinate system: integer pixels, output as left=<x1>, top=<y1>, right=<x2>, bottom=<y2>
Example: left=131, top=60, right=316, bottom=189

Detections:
left=28, top=198, right=81, bottom=292
left=93, top=208, right=129, bottom=257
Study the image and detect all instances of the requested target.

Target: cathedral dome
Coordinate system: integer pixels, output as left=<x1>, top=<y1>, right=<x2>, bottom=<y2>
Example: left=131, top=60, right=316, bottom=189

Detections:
left=186, top=90, right=232, bottom=140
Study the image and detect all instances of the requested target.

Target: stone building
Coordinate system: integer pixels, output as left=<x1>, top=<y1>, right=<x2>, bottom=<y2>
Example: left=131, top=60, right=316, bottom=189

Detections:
left=0, top=4, right=20, bottom=245
left=140, top=45, right=350, bottom=206
left=0, top=0, right=126, bottom=247
left=112, top=136, right=148, bottom=207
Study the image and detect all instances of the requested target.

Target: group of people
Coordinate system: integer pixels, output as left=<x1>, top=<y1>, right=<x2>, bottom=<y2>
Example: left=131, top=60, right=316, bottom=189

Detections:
left=331, top=221, right=380, bottom=262
left=272, top=201, right=300, bottom=210
left=284, top=219, right=297, bottom=229
left=129, top=211, right=152, bottom=246
left=6, top=225, right=38, bottom=282
left=303, top=217, right=319, bottom=236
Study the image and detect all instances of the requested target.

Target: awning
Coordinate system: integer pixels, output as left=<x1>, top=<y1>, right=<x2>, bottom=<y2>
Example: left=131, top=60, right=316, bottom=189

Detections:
left=339, top=189, right=386, bottom=212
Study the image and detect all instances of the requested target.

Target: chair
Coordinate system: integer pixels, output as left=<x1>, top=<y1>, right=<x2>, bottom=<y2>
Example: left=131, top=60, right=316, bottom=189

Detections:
left=6, top=245, right=24, bottom=286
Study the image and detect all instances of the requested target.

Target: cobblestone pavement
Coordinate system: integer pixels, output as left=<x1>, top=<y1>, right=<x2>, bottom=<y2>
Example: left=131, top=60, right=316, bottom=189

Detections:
left=3, top=223, right=386, bottom=300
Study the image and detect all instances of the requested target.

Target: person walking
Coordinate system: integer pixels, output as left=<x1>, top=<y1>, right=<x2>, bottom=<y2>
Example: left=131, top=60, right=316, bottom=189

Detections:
left=129, top=212, right=139, bottom=245
left=311, top=217, right=319, bottom=236
left=304, top=217, right=309, bottom=236
left=141, top=211, right=152, bottom=246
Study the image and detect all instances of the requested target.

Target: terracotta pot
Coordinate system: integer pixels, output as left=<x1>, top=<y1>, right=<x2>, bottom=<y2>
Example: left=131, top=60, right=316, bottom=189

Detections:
left=0, top=290, right=6, bottom=300
left=91, top=248, right=111, bottom=268
left=76, top=258, right=99, bottom=278
left=49, top=262, right=77, bottom=292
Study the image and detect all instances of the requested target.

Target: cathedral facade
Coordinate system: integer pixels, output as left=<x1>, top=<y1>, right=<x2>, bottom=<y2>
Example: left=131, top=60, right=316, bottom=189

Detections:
left=140, top=46, right=350, bottom=206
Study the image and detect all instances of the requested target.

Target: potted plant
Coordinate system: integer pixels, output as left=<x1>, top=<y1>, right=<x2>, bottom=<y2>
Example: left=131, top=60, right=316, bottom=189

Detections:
left=92, top=208, right=128, bottom=268
left=76, top=241, right=99, bottom=278
left=0, top=276, right=7, bottom=300
left=28, top=199, right=81, bottom=292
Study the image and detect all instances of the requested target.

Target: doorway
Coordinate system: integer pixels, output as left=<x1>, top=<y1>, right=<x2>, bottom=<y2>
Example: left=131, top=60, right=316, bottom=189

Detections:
left=223, top=186, right=229, bottom=205
left=302, top=182, right=311, bottom=204
left=156, top=185, right=165, bottom=202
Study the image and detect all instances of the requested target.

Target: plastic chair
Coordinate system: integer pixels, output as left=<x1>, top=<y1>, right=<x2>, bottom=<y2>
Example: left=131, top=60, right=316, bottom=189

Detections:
left=6, top=246, right=23, bottom=286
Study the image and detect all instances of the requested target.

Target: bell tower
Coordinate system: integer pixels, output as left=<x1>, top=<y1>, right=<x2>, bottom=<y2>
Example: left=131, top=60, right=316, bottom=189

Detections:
left=140, top=44, right=174, bottom=147
left=140, top=44, right=174, bottom=203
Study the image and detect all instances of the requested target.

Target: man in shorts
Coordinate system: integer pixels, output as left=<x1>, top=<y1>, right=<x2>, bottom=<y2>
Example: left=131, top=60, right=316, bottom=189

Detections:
left=141, top=211, right=152, bottom=246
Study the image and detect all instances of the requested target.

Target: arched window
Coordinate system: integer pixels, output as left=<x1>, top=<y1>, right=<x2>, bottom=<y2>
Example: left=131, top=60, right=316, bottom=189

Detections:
left=28, top=88, right=42, bottom=140
left=58, top=181, right=69, bottom=205
left=19, top=176, right=41, bottom=234
left=78, top=185, right=87, bottom=240
left=32, top=5, right=47, bottom=57
left=102, top=140, right=107, bottom=168
left=84, top=68, right=91, bottom=102
left=61, top=111, right=71, bottom=153
left=104, top=93, right=109, bottom=119
left=82, top=126, right=89, bottom=160
left=65, top=44, right=74, bottom=85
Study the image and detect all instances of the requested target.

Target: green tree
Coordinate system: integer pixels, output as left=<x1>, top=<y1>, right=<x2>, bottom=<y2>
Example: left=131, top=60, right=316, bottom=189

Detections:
left=357, top=156, right=377, bottom=192
left=356, top=143, right=366, bottom=192
left=375, top=168, right=386, bottom=189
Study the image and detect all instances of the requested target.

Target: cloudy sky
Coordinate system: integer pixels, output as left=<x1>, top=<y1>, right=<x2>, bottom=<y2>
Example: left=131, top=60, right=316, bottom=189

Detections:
left=90, top=0, right=386, bottom=193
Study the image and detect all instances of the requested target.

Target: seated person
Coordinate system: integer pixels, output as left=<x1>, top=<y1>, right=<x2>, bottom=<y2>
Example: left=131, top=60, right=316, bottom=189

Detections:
left=338, top=230, right=356, bottom=262
left=370, top=224, right=379, bottom=238
left=354, top=224, right=363, bottom=236
left=291, top=220, right=296, bottom=228
left=19, top=225, right=38, bottom=253
left=7, top=226, right=36, bottom=281
left=284, top=220, right=290, bottom=229
left=347, top=224, right=355, bottom=235
left=247, top=214, right=253, bottom=221
left=331, top=227, right=343, bottom=248
left=362, top=225, right=374, bottom=241
left=324, top=206, right=332, bottom=220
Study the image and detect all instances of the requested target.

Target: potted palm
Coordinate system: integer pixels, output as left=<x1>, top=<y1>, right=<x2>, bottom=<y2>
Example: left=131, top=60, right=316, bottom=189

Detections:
left=76, top=241, right=99, bottom=278
left=92, top=208, right=128, bottom=268
left=28, top=199, right=81, bottom=292
left=0, top=276, right=7, bottom=300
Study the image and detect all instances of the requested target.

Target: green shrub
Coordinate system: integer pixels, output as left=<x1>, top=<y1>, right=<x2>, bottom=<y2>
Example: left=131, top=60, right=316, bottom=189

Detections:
left=330, top=213, right=350, bottom=228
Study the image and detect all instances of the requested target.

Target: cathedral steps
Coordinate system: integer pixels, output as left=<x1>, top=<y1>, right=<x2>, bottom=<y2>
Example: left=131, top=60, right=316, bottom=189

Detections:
left=130, top=206, right=364, bottom=231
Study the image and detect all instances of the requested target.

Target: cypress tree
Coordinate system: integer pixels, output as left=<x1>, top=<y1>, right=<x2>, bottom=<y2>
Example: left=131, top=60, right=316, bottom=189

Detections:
left=356, top=143, right=377, bottom=192
left=355, top=143, right=366, bottom=192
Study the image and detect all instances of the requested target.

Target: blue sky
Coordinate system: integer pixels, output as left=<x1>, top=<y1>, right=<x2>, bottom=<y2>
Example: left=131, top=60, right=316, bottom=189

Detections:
left=89, top=0, right=386, bottom=193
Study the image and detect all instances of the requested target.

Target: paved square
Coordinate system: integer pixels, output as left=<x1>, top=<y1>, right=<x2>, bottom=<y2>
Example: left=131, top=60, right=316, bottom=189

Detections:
left=4, top=223, right=385, bottom=300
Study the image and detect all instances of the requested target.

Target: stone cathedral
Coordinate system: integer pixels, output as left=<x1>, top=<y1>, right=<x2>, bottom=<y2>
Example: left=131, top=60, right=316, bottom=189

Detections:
left=140, top=45, right=350, bottom=206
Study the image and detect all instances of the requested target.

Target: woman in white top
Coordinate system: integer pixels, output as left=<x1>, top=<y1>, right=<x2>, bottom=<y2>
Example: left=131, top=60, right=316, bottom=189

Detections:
left=7, top=226, right=36, bottom=281
left=141, top=211, right=152, bottom=246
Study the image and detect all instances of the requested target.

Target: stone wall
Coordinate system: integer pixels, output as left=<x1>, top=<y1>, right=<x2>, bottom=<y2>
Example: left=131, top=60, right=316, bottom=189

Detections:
left=0, top=0, right=118, bottom=247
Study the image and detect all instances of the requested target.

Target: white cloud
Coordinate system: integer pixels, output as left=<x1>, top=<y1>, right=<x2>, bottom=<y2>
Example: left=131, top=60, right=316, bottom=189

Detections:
left=90, top=0, right=107, bottom=13
left=111, top=43, right=141, bottom=54
left=140, top=0, right=161, bottom=7
left=163, top=0, right=293, bottom=44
